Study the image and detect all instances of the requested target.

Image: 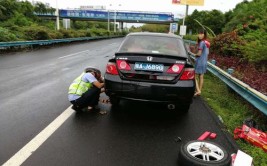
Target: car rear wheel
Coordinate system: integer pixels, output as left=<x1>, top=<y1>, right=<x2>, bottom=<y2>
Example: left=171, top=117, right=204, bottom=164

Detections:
left=178, top=140, right=231, bottom=166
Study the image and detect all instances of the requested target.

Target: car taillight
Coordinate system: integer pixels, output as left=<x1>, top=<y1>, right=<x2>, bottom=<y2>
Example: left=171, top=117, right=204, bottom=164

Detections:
left=106, top=62, right=118, bottom=75
left=116, top=60, right=131, bottom=71
left=180, top=68, right=195, bottom=80
left=167, top=64, right=184, bottom=74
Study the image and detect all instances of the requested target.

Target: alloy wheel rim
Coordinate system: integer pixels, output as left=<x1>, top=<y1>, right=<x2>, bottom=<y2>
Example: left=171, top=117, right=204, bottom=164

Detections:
left=186, top=142, right=225, bottom=161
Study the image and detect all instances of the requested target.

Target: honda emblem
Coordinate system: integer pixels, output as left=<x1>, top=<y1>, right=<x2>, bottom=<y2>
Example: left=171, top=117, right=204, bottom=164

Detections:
left=147, top=56, right=153, bottom=61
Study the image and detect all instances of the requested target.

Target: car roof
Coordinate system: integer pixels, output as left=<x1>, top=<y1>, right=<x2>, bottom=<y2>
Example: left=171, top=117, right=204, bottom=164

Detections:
left=126, top=32, right=182, bottom=39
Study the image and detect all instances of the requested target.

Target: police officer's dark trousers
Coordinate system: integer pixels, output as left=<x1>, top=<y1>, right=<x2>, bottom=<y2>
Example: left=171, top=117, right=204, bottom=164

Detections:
left=70, top=86, right=100, bottom=111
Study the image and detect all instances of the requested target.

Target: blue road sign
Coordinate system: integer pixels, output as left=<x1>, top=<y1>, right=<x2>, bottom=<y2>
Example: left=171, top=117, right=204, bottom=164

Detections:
left=170, top=23, right=178, bottom=32
left=59, top=10, right=174, bottom=23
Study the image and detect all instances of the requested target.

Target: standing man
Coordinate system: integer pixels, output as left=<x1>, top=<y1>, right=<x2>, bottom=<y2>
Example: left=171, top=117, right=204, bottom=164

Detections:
left=193, top=29, right=210, bottom=96
left=68, top=67, right=104, bottom=112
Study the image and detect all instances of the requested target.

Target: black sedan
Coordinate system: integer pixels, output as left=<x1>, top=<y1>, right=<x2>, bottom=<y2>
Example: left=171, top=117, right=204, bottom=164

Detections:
left=104, top=32, right=195, bottom=112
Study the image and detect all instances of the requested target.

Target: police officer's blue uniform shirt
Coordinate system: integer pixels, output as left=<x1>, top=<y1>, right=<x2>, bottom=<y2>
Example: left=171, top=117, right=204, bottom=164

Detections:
left=68, top=73, right=97, bottom=101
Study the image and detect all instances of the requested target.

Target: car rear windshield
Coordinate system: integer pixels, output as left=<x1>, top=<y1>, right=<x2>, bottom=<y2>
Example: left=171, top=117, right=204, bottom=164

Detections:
left=118, top=35, right=187, bottom=57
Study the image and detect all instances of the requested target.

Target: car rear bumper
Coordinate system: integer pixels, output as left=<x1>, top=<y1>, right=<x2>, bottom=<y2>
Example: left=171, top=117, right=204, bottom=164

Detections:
left=105, top=74, right=195, bottom=103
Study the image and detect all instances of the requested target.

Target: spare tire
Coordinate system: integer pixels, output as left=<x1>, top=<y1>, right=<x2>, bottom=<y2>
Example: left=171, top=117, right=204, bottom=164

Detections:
left=178, top=140, right=231, bottom=166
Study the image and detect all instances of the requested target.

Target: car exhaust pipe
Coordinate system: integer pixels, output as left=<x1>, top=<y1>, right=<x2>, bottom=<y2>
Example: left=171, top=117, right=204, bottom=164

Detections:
left=167, top=104, right=175, bottom=110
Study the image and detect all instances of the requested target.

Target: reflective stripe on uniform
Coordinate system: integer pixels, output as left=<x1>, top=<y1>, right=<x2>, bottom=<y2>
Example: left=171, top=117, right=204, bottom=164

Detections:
left=68, top=73, right=93, bottom=96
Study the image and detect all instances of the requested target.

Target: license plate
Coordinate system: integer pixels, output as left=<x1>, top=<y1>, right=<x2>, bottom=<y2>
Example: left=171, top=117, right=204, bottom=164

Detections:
left=134, top=62, right=164, bottom=72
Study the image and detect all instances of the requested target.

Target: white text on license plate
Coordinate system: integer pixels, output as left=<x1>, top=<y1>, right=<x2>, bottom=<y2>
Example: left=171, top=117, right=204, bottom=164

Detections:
left=134, top=63, right=164, bottom=72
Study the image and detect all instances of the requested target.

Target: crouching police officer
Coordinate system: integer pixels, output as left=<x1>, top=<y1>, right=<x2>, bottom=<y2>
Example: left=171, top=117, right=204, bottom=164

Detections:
left=68, top=67, right=104, bottom=112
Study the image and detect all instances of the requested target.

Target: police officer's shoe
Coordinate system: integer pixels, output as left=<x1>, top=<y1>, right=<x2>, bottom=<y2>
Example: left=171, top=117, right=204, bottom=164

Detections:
left=71, top=105, right=82, bottom=113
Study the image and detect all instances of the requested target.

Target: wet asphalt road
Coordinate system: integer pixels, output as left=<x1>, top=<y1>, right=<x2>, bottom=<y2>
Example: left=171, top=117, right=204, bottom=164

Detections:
left=0, top=38, right=237, bottom=166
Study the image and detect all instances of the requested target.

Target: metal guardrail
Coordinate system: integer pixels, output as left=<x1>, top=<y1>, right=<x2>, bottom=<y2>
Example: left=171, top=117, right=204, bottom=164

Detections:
left=184, top=40, right=267, bottom=115
left=207, top=61, right=267, bottom=115
left=0, top=36, right=123, bottom=48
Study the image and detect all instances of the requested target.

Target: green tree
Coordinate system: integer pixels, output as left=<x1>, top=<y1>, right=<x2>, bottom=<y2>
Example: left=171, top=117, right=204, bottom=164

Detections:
left=140, top=24, right=169, bottom=33
left=47, top=7, right=56, bottom=15
left=223, top=0, right=267, bottom=62
left=185, top=9, right=224, bottom=35
left=34, top=2, right=48, bottom=14
left=185, top=10, right=205, bottom=34
left=0, top=0, right=19, bottom=21
left=224, top=10, right=233, bottom=27
left=129, top=25, right=142, bottom=32
left=0, top=3, right=6, bottom=18
left=73, top=21, right=109, bottom=30
left=73, top=21, right=88, bottom=30
left=19, top=1, right=35, bottom=18
left=223, top=0, right=267, bottom=32
left=202, top=10, right=224, bottom=34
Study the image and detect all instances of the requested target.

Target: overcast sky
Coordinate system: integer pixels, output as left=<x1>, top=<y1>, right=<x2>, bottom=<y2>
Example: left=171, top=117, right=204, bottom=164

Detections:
left=35, top=0, right=247, bottom=16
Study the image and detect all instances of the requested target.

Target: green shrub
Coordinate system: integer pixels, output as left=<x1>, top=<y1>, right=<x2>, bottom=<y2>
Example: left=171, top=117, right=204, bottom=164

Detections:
left=9, top=13, right=33, bottom=27
left=0, top=27, right=17, bottom=42
left=75, top=30, right=87, bottom=38
left=1, top=21, right=20, bottom=31
left=121, top=30, right=129, bottom=36
left=22, top=26, right=50, bottom=40
left=240, top=30, right=267, bottom=62
left=38, top=20, right=57, bottom=30
left=241, top=40, right=267, bottom=62
left=0, top=23, right=25, bottom=40
left=73, top=21, right=88, bottom=30
left=87, top=30, right=96, bottom=37
left=108, top=31, right=114, bottom=36
left=183, top=34, right=198, bottom=41
left=48, top=30, right=63, bottom=39
left=59, top=29, right=75, bottom=38
left=140, top=24, right=169, bottom=33
left=58, top=29, right=113, bottom=39
left=211, top=31, right=244, bottom=57
left=89, top=28, right=109, bottom=36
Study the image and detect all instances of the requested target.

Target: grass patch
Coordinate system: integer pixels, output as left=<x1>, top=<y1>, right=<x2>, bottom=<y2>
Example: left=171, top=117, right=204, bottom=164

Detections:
left=202, top=73, right=267, bottom=166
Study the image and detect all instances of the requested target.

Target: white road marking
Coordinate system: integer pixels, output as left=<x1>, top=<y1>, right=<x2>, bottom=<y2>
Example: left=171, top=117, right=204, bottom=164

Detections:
left=58, top=50, right=90, bottom=59
left=3, top=106, right=74, bottom=166
left=108, top=43, right=117, bottom=46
